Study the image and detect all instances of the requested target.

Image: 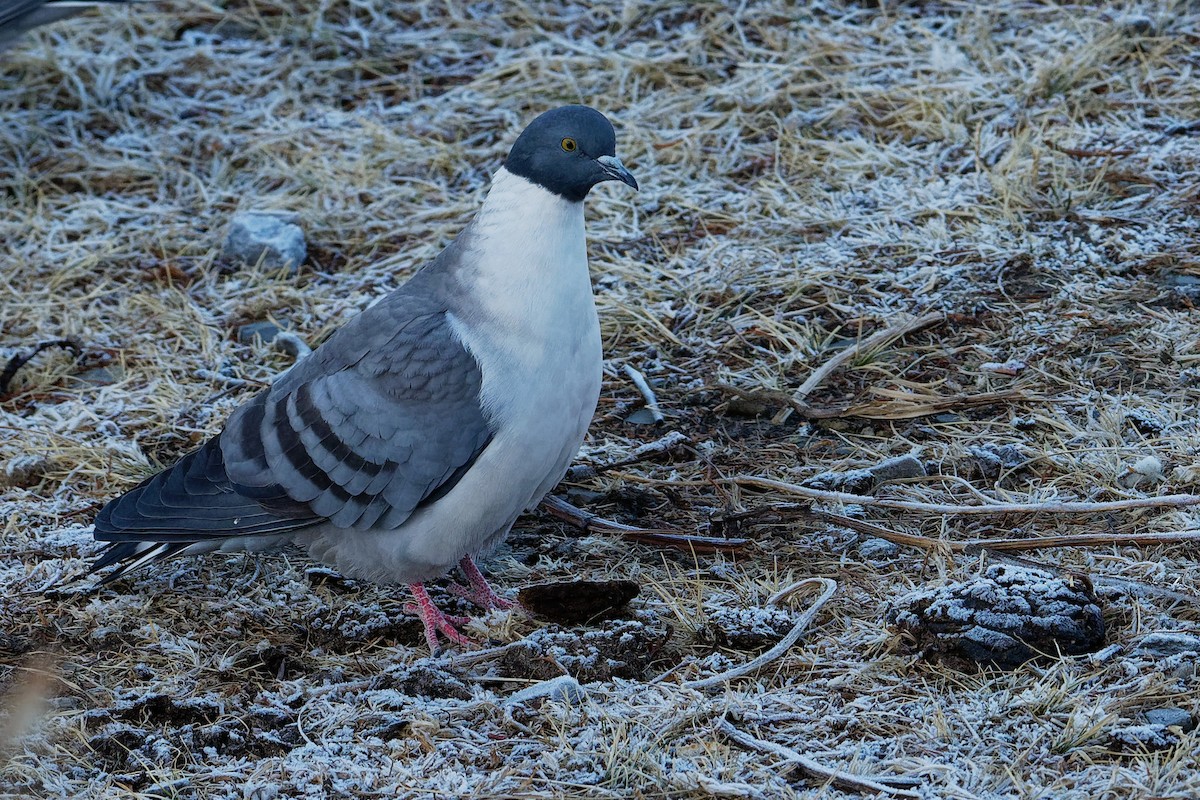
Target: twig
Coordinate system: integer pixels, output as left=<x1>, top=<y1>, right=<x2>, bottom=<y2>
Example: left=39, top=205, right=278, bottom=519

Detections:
left=815, top=510, right=955, bottom=551
left=818, top=509, right=1200, bottom=555
left=1044, top=140, right=1135, bottom=158
left=539, top=495, right=748, bottom=553
left=796, top=388, right=1024, bottom=420
left=773, top=312, right=944, bottom=424
left=623, top=363, right=664, bottom=423
left=718, top=382, right=1021, bottom=421
left=717, top=714, right=921, bottom=797
left=736, top=475, right=1200, bottom=515
left=674, top=577, right=837, bottom=689
left=0, top=339, right=81, bottom=396
left=194, top=368, right=248, bottom=388
left=965, top=531, right=1200, bottom=552
left=565, top=431, right=690, bottom=481
left=440, top=641, right=528, bottom=668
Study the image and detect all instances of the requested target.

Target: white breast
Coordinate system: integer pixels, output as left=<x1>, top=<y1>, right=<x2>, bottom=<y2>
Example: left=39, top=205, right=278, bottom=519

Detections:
left=450, top=168, right=603, bottom=511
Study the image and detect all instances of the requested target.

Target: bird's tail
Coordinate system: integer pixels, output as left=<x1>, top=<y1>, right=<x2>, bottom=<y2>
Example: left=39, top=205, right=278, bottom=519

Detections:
left=85, top=540, right=196, bottom=585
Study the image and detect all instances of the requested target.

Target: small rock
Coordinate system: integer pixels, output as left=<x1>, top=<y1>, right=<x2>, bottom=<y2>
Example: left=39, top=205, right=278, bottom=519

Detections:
left=1144, top=708, right=1194, bottom=731
left=236, top=321, right=282, bottom=344
left=868, top=454, right=927, bottom=484
left=967, top=443, right=1028, bottom=483
left=886, top=564, right=1105, bottom=670
left=1131, top=632, right=1200, bottom=658
left=858, top=537, right=901, bottom=561
left=1166, top=273, right=1200, bottom=289
left=805, top=466, right=875, bottom=494
left=68, top=365, right=123, bottom=387
left=222, top=212, right=306, bottom=273
left=625, top=407, right=662, bottom=425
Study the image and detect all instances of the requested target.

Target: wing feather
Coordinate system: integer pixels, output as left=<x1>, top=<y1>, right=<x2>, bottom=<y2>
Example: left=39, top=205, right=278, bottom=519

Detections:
left=93, top=289, right=495, bottom=559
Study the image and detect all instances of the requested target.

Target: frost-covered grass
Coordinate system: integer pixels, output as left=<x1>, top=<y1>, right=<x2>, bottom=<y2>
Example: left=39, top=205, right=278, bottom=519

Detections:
left=3, top=1, right=1200, bottom=797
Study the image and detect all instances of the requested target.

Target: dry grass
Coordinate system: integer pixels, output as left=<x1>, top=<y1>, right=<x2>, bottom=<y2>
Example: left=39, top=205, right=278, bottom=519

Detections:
left=3, top=0, right=1200, bottom=797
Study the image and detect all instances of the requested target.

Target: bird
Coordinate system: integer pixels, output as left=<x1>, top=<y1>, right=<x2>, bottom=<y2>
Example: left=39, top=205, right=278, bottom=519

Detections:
left=0, top=1, right=143, bottom=51
left=89, top=105, right=638, bottom=653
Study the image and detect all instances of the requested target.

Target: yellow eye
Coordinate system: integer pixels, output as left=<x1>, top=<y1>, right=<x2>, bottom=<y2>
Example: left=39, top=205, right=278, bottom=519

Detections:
left=561, top=137, right=577, bottom=152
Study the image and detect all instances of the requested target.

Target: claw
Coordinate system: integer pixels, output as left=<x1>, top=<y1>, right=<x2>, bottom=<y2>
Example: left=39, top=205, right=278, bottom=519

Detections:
left=457, top=555, right=514, bottom=611
left=406, top=582, right=474, bottom=654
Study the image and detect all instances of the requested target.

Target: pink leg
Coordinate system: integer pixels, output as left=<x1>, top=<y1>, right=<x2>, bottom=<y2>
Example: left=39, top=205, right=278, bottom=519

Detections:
left=404, top=582, right=473, bottom=654
left=453, top=555, right=514, bottom=611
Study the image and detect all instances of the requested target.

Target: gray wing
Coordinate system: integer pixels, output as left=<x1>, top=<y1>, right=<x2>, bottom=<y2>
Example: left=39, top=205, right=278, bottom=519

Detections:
left=221, top=296, right=494, bottom=530
left=94, top=291, right=494, bottom=544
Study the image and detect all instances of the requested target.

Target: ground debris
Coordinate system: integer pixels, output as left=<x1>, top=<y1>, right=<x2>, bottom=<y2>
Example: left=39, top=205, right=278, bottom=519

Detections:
left=696, top=596, right=797, bottom=650
left=886, top=564, right=1105, bottom=669
left=965, top=443, right=1030, bottom=483
left=1143, top=707, right=1195, bottom=731
left=517, top=579, right=640, bottom=624
left=1108, top=723, right=1181, bottom=753
left=370, top=663, right=472, bottom=700
left=1131, top=631, right=1200, bottom=658
left=496, top=617, right=673, bottom=683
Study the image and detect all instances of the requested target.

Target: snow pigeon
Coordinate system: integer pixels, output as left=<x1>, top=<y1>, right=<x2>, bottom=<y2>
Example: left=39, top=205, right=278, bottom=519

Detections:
left=0, top=1, right=142, bottom=50
left=90, top=105, right=638, bottom=653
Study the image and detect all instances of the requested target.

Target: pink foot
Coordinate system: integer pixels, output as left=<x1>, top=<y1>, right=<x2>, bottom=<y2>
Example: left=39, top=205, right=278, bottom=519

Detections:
left=405, top=582, right=474, bottom=654
left=452, top=555, right=514, bottom=611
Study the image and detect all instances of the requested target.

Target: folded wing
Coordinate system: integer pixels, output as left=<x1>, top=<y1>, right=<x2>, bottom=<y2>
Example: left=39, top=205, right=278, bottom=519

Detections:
left=93, top=292, right=494, bottom=561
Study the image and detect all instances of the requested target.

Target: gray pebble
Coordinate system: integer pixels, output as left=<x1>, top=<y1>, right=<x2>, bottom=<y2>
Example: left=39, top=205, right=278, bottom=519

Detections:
left=223, top=212, right=306, bottom=273
left=69, top=366, right=122, bottom=387
left=858, top=537, right=900, bottom=561
left=867, top=453, right=926, bottom=483
left=236, top=321, right=282, bottom=344
left=1144, top=708, right=1195, bottom=731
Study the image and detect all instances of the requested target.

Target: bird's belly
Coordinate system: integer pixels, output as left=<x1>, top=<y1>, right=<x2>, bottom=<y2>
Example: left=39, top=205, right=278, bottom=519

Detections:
left=299, top=316, right=602, bottom=585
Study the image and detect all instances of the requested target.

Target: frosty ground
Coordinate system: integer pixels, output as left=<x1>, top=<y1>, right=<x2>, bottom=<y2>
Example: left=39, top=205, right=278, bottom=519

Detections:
left=3, top=1, right=1200, bottom=798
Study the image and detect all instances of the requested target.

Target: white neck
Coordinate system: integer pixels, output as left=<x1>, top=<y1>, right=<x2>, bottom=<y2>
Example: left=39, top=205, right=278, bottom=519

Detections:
left=453, top=167, right=590, bottom=334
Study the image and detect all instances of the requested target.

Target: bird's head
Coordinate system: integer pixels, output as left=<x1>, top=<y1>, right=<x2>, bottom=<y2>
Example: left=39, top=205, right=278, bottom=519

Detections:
left=503, top=105, right=638, bottom=203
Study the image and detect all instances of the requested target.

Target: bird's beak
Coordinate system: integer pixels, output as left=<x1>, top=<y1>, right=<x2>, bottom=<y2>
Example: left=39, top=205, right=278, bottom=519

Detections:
left=596, top=155, right=638, bottom=190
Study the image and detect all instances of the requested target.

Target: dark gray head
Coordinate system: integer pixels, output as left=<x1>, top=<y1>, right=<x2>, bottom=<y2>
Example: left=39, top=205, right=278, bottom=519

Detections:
left=504, top=105, right=638, bottom=202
